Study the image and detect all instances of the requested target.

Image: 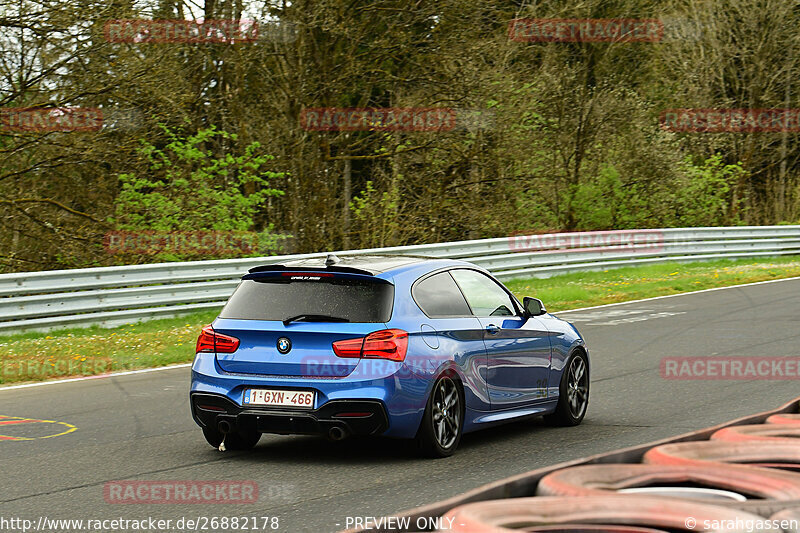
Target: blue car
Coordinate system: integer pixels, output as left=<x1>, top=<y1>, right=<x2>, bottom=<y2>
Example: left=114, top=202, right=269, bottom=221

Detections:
left=190, top=254, right=589, bottom=457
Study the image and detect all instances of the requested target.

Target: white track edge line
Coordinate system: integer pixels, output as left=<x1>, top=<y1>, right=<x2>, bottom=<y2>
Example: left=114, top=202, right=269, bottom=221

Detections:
left=553, top=275, right=800, bottom=314
left=0, top=363, right=192, bottom=391
left=2, top=274, right=800, bottom=391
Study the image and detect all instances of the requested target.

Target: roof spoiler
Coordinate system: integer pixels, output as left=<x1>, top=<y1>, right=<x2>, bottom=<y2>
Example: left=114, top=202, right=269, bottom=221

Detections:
left=246, top=264, right=375, bottom=276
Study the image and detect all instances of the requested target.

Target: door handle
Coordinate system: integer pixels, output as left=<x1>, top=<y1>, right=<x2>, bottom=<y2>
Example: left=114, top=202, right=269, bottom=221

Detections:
left=486, top=324, right=500, bottom=335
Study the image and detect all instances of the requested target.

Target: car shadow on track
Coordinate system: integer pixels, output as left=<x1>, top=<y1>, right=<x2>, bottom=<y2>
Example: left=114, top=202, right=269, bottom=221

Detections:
left=212, top=416, right=570, bottom=464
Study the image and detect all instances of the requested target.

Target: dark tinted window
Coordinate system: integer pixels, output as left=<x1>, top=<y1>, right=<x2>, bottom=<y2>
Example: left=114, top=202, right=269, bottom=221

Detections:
left=220, top=277, right=394, bottom=323
left=413, top=272, right=472, bottom=317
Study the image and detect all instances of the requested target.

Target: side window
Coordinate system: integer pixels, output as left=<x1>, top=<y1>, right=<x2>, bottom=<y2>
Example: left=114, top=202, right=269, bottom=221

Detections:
left=451, top=269, right=516, bottom=317
left=413, top=272, right=472, bottom=317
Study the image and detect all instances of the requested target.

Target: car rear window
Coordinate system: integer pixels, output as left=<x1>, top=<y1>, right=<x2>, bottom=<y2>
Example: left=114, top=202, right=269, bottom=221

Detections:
left=219, top=276, right=394, bottom=323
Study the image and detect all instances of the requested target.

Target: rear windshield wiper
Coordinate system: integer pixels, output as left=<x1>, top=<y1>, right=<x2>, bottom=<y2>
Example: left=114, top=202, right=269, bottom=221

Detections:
left=283, top=314, right=350, bottom=326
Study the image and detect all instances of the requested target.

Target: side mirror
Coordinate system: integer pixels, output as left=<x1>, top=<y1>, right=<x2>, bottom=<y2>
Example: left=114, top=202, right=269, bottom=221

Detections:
left=523, top=297, right=547, bottom=317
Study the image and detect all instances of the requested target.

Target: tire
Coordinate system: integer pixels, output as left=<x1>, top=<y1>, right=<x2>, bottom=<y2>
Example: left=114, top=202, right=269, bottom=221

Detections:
left=711, top=424, right=800, bottom=444
left=535, top=463, right=800, bottom=515
left=442, top=495, right=769, bottom=533
left=202, top=426, right=261, bottom=451
left=644, top=440, right=800, bottom=470
left=525, top=527, right=667, bottom=533
left=415, top=374, right=464, bottom=458
left=545, top=350, right=589, bottom=426
left=771, top=509, right=800, bottom=533
left=536, top=463, right=800, bottom=500
left=767, top=414, right=800, bottom=427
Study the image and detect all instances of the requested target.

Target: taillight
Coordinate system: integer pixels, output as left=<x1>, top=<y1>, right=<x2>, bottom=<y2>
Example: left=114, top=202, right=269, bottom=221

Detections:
left=196, top=325, right=215, bottom=353
left=331, top=337, right=363, bottom=358
left=195, top=325, right=240, bottom=354
left=363, top=329, right=408, bottom=361
left=332, top=329, right=408, bottom=362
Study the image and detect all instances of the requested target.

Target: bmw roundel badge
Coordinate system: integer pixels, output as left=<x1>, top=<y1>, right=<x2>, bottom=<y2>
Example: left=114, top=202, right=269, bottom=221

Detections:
left=277, top=337, right=292, bottom=354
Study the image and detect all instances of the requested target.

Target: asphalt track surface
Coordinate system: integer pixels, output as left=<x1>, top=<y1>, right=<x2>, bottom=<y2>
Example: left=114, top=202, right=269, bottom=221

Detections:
left=2, top=277, right=800, bottom=532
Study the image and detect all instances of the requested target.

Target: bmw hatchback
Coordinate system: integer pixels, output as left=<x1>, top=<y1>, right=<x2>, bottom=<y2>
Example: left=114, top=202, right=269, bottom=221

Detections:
left=190, top=254, right=589, bottom=457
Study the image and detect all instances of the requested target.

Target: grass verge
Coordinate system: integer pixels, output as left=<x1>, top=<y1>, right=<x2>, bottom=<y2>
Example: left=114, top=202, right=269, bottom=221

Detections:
left=2, top=256, right=799, bottom=386
left=502, top=256, right=800, bottom=311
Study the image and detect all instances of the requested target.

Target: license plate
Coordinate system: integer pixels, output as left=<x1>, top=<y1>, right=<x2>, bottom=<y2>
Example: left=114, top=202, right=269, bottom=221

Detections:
left=243, top=389, right=315, bottom=408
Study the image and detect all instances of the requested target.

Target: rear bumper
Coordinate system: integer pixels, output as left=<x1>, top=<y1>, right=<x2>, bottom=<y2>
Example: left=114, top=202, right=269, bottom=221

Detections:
left=191, top=392, right=389, bottom=437
left=190, top=352, right=431, bottom=438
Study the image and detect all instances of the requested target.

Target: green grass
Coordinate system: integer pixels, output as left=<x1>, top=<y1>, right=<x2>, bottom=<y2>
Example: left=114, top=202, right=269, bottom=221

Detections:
left=2, top=256, right=799, bottom=386
left=0, top=310, right=220, bottom=386
left=503, top=256, right=800, bottom=311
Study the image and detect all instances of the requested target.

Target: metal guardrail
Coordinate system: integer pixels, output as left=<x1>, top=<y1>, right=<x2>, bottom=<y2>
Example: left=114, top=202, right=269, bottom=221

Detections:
left=1, top=225, right=799, bottom=333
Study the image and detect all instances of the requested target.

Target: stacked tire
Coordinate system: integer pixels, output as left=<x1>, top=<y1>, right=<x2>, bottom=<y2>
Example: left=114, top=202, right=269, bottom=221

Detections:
left=535, top=462, right=800, bottom=515
left=434, top=406, right=800, bottom=532
left=644, top=441, right=800, bottom=471
left=443, top=495, right=775, bottom=532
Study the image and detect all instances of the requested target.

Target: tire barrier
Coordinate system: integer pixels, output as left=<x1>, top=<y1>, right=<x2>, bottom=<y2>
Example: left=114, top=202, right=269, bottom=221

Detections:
left=524, top=527, right=667, bottom=533
left=767, top=414, right=800, bottom=427
left=616, top=487, right=745, bottom=502
left=770, top=508, right=800, bottom=533
left=343, top=397, right=800, bottom=533
left=440, top=495, right=774, bottom=533
left=711, top=425, right=800, bottom=444
left=535, top=463, right=800, bottom=515
left=643, top=441, right=800, bottom=471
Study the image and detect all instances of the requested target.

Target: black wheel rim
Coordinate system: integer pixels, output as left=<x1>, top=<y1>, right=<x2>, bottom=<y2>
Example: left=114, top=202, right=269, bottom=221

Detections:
left=432, top=377, right=460, bottom=449
left=567, top=356, right=589, bottom=419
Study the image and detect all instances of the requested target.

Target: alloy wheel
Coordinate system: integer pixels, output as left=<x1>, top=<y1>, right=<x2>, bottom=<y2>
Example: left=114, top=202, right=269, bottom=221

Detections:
left=567, top=356, right=589, bottom=419
left=432, top=376, right=460, bottom=449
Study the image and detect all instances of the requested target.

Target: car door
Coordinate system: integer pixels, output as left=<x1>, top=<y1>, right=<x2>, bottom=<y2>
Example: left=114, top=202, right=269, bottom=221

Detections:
left=450, top=269, right=552, bottom=410
left=411, top=271, right=491, bottom=412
